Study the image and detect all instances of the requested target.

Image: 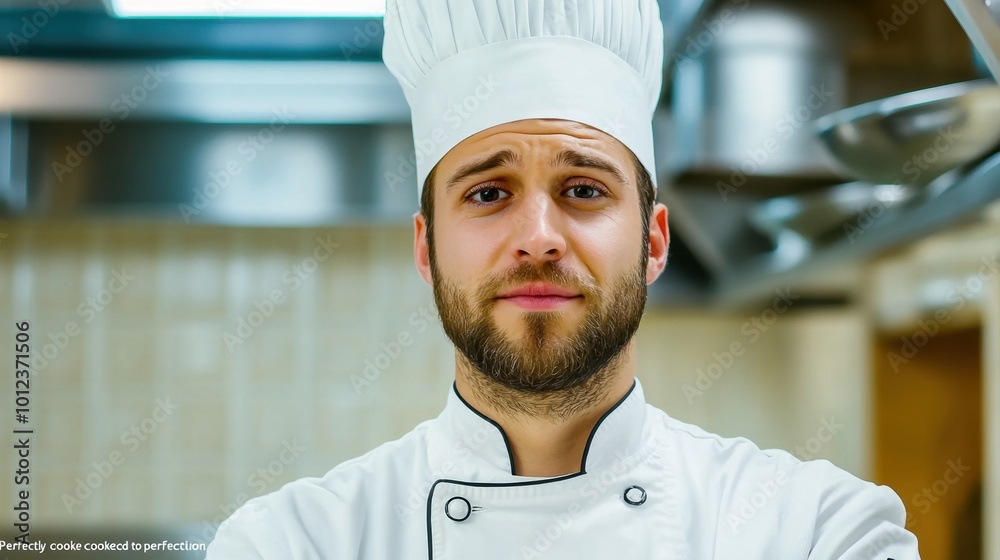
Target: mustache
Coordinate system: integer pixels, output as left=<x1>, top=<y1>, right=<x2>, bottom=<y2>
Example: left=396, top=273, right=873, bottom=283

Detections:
left=476, top=261, right=598, bottom=306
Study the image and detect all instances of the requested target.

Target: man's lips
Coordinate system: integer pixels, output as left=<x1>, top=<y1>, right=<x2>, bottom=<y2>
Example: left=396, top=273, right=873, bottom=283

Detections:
left=496, top=294, right=582, bottom=310
left=496, top=282, right=581, bottom=299
left=495, top=283, right=582, bottom=310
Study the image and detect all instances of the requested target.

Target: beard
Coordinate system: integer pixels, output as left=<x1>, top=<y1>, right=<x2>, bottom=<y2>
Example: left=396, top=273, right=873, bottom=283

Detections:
left=430, top=241, right=649, bottom=417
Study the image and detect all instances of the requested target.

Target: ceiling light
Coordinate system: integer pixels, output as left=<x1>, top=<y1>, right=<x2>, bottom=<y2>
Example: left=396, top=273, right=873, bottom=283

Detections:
left=106, top=0, right=385, bottom=18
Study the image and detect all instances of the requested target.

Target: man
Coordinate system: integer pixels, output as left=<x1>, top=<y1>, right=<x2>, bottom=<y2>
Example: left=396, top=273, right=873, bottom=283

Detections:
left=207, top=0, right=920, bottom=558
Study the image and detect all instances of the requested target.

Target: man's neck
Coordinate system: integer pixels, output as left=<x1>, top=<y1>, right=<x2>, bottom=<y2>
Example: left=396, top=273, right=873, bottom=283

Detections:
left=454, top=346, right=636, bottom=477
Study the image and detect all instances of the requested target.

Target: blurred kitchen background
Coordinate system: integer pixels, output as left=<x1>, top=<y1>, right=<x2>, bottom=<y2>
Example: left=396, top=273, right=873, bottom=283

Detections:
left=1, top=0, right=999, bottom=558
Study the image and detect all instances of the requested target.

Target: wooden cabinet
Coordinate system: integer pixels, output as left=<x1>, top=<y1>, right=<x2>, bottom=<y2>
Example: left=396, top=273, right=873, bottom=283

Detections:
left=874, top=326, right=983, bottom=558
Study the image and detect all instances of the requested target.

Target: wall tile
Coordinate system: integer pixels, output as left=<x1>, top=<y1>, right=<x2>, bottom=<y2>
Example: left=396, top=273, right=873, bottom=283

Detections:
left=35, top=397, right=87, bottom=471
left=161, top=228, right=231, bottom=321
left=314, top=327, right=374, bottom=386
left=32, top=313, right=90, bottom=387
left=105, top=327, right=160, bottom=386
left=169, top=470, right=229, bottom=522
left=166, top=321, right=230, bottom=389
left=100, top=398, right=168, bottom=470
left=101, top=225, right=163, bottom=321
left=34, top=470, right=97, bottom=525
left=0, top=239, right=12, bottom=316
left=99, top=467, right=158, bottom=523
left=165, top=400, right=228, bottom=467
left=241, top=397, right=307, bottom=465
left=28, top=226, right=92, bottom=314
left=250, top=327, right=307, bottom=384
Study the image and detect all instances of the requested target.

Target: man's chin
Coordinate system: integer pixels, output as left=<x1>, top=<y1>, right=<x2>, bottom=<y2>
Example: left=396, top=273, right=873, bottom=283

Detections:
left=492, top=301, right=582, bottom=323
left=482, top=366, right=601, bottom=395
left=494, top=319, right=578, bottom=346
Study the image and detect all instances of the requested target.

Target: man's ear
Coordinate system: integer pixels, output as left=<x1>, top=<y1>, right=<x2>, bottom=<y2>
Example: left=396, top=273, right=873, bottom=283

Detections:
left=646, top=203, right=669, bottom=285
left=414, top=212, right=433, bottom=286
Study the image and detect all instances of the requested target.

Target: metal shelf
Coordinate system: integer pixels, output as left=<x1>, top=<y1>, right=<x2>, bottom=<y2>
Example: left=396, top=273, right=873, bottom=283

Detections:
left=711, top=151, right=1000, bottom=309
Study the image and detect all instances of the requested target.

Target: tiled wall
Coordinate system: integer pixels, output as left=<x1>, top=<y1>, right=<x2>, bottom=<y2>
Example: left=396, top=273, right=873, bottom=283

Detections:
left=0, top=220, right=870, bottom=532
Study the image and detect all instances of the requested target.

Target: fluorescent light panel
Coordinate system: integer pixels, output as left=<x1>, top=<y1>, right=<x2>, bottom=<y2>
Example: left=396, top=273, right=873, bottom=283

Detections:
left=108, top=0, right=385, bottom=18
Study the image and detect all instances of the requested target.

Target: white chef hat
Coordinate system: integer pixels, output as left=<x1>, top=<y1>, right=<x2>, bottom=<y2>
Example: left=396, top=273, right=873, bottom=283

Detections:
left=382, top=0, right=664, bottom=199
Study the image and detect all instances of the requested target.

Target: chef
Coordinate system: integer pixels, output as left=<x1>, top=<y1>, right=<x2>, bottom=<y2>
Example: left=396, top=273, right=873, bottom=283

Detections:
left=206, top=0, right=921, bottom=558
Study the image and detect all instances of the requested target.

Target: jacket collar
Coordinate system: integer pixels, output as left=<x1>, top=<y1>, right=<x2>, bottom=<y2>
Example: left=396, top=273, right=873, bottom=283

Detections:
left=434, top=377, right=649, bottom=478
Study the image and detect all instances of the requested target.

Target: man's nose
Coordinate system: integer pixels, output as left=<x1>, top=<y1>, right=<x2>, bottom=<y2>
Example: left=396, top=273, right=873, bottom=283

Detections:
left=510, top=190, right=567, bottom=263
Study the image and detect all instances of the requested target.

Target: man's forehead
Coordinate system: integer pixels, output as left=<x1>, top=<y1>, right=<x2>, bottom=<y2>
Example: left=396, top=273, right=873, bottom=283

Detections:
left=460, top=118, right=618, bottom=145
left=443, top=119, right=631, bottom=171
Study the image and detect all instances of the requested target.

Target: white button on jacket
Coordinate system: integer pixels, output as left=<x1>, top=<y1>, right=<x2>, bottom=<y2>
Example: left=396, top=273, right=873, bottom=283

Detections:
left=206, top=379, right=920, bottom=559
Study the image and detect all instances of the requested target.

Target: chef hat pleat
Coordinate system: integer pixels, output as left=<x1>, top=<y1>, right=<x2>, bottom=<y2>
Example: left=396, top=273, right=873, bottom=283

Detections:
left=382, top=0, right=664, bottom=198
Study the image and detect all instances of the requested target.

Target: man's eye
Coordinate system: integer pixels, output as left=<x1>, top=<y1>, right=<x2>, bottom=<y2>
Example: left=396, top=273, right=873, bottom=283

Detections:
left=566, top=184, right=607, bottom=199
left=467, top=187, right=510, bottom=205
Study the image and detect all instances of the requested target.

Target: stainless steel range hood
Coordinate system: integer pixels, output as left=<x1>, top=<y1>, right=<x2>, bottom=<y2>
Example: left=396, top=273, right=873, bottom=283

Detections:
left=0, top=58, right=409, bottom=123
left=20, top=118, right=420, bottom=226
left=0, top=58, right=419, bottom=226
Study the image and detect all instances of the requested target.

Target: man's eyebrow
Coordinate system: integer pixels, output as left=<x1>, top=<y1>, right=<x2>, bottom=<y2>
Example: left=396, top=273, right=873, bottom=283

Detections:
left=444, top=149, right=523, bottom=192
left=551, top=149, right=628, bottom=185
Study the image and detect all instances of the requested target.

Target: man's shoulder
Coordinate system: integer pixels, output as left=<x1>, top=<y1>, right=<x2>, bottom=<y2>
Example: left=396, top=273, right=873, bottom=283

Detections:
left=647, top=406, right=917, bottom=555
left=648, top=406, right=911, bottom=543
left=648, top=405, right=799, bottom=467
left=648, top=405, right=887, bottom=499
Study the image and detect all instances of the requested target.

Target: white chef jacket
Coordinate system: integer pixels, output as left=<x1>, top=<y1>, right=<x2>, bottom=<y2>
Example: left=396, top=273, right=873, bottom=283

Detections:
left=206, top=378, right=919, bottom=559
